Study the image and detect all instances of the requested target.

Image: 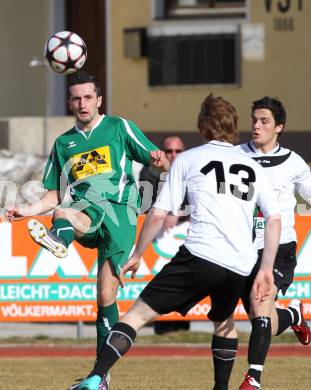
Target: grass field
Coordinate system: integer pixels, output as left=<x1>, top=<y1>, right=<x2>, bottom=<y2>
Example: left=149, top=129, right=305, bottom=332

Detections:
left=0, top=332, right=310, bottom=389
left=1, top=355, right=311, bottom=389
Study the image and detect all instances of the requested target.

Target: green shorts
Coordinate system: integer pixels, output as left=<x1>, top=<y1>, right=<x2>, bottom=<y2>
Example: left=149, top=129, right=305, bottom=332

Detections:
left=72, top=201, right=137, bottom=276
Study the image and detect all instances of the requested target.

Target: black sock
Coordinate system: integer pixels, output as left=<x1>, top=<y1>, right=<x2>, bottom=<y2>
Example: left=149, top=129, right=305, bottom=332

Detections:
left=247, top=316, right=271, bottom=383
left=212, top=335, right=238, bottom=390
left=92, top=322, right=137, bottom=376
left=276, top=307, right=298, bottom=335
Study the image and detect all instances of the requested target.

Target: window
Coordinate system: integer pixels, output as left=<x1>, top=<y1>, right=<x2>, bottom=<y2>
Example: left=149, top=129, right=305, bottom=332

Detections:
left=148, top=32, right=240, bottom=86
left=157, top=0, right=247, bottom=19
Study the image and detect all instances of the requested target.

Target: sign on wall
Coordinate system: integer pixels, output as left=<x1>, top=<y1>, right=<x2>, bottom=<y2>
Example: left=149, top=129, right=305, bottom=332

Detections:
left=0, top=215, right=311, bottom=322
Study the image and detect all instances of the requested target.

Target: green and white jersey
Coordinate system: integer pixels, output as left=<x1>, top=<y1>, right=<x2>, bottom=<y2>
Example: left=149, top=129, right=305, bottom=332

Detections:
left=43, top=115, right=158, bottom=208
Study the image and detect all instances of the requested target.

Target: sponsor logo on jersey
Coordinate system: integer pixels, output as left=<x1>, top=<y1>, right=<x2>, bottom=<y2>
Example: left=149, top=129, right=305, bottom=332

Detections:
left=256, top=159, right=271, bottom=164
left=71, top=146, right=112, bottom=180
left=253, top=207, right=265, bottom=229
left=252, top=151, right=291, bottom=167
left=254, top=217, right=265, bottom=229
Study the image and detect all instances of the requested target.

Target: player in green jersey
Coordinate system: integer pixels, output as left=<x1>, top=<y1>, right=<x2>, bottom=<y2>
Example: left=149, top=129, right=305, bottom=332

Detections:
left=6, top=71, right=168, bottom=389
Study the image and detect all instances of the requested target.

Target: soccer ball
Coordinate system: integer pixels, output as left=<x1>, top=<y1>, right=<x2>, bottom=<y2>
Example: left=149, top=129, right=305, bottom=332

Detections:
left=44, top=31, right=87, bottom=75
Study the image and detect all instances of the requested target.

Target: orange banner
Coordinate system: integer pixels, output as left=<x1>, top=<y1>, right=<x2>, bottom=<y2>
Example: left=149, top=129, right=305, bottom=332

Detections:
left=0, top=215, right=311, bottom=322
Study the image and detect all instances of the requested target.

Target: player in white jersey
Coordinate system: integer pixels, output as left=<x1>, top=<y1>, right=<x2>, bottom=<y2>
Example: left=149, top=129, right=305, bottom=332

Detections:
left=68, top=94, right=281, bottom=390
left=230, top=96, right=311, bottom=390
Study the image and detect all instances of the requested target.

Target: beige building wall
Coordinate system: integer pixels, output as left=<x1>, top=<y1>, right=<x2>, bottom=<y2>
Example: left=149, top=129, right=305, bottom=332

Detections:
left=0, top=0, right=310, bottom=156
left=0, top=0, right=50, bottom=116
left=0, top=0, right=309, bottom=131
left=110, top=0, right=311, bottom=133
left=0, top=116, right=74, bottom=156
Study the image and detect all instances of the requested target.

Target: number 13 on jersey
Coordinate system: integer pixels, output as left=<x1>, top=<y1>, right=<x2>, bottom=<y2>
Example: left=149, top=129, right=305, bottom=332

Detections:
left=200, top=160, right=256, bottom=201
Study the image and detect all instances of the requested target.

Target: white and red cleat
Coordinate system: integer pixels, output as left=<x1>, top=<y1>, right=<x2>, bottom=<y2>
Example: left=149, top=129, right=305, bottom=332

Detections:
left=289, top=299, right=311, bottom=345
left=239, top=375, right=261, bottom=390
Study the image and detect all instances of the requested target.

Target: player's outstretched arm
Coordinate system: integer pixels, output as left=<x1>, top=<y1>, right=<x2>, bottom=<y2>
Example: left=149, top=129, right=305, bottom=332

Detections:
left=6, top=190, right=61, bottom=222
left=120, top=207, right=168, bottom=286
left=252, top=214, right=281, bottom=302
left=150, top=150, right=170, bottom=172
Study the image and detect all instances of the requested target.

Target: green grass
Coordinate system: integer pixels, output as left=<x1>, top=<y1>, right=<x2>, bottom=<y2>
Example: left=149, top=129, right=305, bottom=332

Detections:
left=0, top=356, right=310, bottom=390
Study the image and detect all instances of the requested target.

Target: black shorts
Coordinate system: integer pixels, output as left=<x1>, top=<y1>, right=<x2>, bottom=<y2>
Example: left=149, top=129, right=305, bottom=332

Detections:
left=140, top=245, right=248, bottom=322
left=241, top=241, right=297, bottom=313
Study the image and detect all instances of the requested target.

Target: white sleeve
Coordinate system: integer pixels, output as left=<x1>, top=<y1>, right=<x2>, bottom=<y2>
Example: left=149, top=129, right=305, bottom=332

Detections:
left=256, top=166, right=280, bottom=218
left=153, top=157, right=186, bottom=215
left=294, top=156, right=311, bottom=204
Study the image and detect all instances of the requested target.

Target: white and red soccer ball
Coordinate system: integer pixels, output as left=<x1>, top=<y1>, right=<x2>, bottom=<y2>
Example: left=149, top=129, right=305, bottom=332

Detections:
left=44, top=31, right=87, bottom=75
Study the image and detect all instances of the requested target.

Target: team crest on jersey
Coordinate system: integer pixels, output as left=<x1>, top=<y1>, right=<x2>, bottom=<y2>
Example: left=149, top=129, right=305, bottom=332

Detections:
left=71, top=146, right=112, bottom=180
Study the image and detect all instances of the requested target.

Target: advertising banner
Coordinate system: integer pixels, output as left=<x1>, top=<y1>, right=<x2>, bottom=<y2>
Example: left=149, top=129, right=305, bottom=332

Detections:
left=0, top=215, right=311, bottom=322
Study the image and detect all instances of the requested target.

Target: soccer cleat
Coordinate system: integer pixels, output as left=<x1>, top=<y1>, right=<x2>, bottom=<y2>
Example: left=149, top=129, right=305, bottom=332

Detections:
left=289, top=299, right=311, bottom=345
left=68, top=373, right=110, bottom=390
left=98, top=373, right=109, bottom=390
left=239, top=375, right=261, bottom=390
left=28, top=218, right=68, bottom=258
left=67, top=375, right=102, bottom=390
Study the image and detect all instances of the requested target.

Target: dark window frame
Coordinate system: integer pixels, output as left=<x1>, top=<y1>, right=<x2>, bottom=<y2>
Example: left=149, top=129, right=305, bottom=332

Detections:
left=155, top=0, right=247, bottom=20
left=148, top=32, right=241, bottom=87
